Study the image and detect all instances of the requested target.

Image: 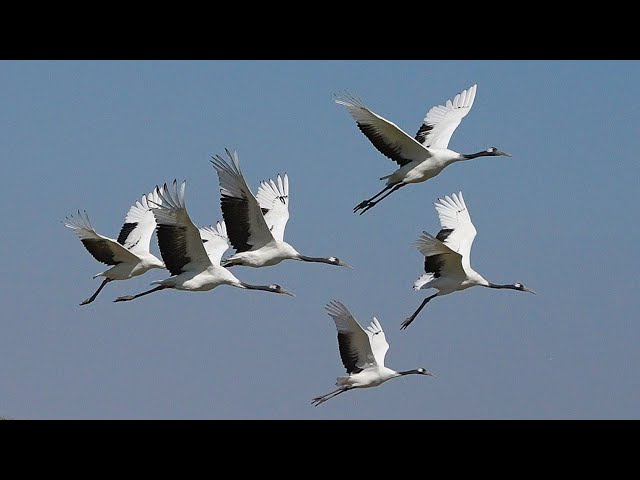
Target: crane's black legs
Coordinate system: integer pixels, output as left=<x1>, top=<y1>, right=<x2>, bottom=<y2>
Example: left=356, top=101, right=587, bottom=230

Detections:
left=354, top=183, right=405, bottom=215
left=113, top=285, right=168, bottom=303
left=400, top=293, right=438, bottom=330
left=354, top=185, right=394, bottom=213
left=311, top=387, right=349, bottom=406
left=80, top=278, right=111, bottom=306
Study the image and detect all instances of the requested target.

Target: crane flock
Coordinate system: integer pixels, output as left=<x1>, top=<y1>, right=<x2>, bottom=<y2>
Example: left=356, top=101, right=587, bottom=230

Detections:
left=64, top=83, right=534, bottom=408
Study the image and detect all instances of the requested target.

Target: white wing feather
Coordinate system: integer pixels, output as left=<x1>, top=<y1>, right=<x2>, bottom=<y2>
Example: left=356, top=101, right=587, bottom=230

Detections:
left=199, top=221, right=229, bottom=266
left=433, top=191, right=477, bottom=270
left=416, top=84, right=477, bottom=150
left=255, top=173, right=290, bottom=242
left=118, top=185, right=164, bottom=256
left=364, top=316, right=389, bottom=367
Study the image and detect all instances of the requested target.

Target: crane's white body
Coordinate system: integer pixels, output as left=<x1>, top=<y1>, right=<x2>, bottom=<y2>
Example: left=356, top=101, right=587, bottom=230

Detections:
left=155, top=264, right=240, bottom=291
left=336, top=365, right=402, bottom=389
left=226, top=241, right=300, bottom=268
left=312, top=301, right=431, bottom=406
left=383, top=148, right=460, bottom=186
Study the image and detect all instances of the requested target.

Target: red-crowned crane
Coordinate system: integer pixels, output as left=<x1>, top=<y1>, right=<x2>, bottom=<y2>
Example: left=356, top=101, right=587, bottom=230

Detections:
left=335, top=84, right=511, bottom=214
left=210, top=149, right=351, bottom=269
left=63, top=186, right=166, bottom=305
left=312, top=300, right=433, bottom=406
left=401, top=191, right=535, bottom=330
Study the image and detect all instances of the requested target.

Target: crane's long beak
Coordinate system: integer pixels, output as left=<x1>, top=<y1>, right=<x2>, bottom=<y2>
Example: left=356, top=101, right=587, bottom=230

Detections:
left=282, top=289, right=296, bottom=297
left=340, top=261, right=353, bottom=269
left=523, top=286, right=536, bottom=294
left=498, top=150, right=512, bottom=157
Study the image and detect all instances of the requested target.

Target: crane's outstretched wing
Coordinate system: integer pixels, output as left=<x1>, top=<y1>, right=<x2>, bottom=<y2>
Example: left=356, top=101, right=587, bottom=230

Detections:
left=199, top=221, right=229, bottom=266
left=364, top=316, right=389, bottom=367
left=210, top=149, right=275, bottom=253
left=151, top=180, right=212, bottom=276
left=433, top=192, right=477, bottom=271
left=117, top=185, right=164, bottom=256
left=415, top=84, right=477, bottom=150
left=255, top=173, right=289, bottom=242
left=64, top=210, right=138, bottom=265
left=325, top=300, right=380, bottom=374
left=335, top=93, right=430, bottom=167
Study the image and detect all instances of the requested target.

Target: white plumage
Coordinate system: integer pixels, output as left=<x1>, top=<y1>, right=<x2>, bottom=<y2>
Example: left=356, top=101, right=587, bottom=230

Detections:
left=401, top=192, right=535, bottom=330
left=311, top=300, right=433, bottom=406
left=113, top=179, right=294, bottom=303
left=64, top=186, right=166, bottom=305
left=210, top=149, right=351, bottom=269
left=335, top=84, right=511, bottom=214
left=255, top=173, right=290, bottom=242
left=198, top=221, right=230, bottom=267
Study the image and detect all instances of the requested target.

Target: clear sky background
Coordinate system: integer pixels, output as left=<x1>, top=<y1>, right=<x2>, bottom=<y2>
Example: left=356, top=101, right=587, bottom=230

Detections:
left=1, top=60, right=638, bottom=420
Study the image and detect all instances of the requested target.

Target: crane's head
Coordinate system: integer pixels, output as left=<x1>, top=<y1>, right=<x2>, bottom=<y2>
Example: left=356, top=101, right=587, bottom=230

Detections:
left=327, top=256, right=352, bottom=269
left=514, top=282, right=536, bottom=294
left=486, top=147, right=511, bottom=157
left=462, top=147, right=512, bottom=160
left=269, top=284, right=295, bottom=297
left=400, top=367, right=435, bottom=377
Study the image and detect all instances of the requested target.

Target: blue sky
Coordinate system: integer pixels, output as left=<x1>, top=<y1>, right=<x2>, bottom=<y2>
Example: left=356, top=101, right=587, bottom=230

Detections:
left=1, top=60, right=638, bottom=419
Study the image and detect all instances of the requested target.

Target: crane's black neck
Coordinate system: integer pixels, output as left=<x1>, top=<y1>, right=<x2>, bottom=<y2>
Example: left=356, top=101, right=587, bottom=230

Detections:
left=487, top=282, right=519, bottom=290
left=461, top=150, right=495, bottom=160
left=399, top=369, right=423, bottom=376
left=240, top=282, right=275, bottom=292
left=298, top=255, right=333, bottom=265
